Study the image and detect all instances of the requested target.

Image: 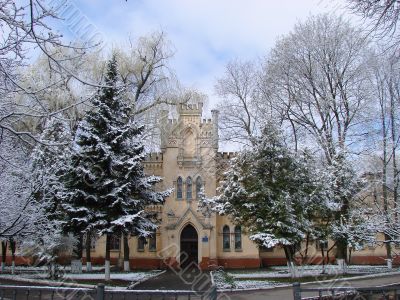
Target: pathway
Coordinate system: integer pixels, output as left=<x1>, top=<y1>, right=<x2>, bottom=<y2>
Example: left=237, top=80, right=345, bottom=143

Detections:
left=133, top=268, right=212, bottom=291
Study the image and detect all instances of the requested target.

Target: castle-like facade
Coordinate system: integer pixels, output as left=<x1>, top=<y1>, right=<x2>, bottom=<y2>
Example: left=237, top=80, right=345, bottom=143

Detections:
left=87, top=104, right=391, bottom=269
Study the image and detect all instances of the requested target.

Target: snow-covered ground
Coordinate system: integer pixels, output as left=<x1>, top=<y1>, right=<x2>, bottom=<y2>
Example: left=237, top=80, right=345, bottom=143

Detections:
left=212, top=269, right=283, bottom=290
left=1, top=265, right=105, bottom=273
left=64, top=271, right=161, bottom=281
left=213, top=265, right=399, bottom=290
left=0, top=269, right=162, bottom=287
left=228, top=265, right=397, bottom=279
left=234, top=280, right=283, bottom=289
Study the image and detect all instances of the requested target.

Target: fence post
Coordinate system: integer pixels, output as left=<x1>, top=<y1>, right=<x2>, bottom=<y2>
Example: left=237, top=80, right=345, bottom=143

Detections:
left=293, top=282, right=301, bottom=300
left=209, top=284, right=218, bottom=300
left=96, top=283, right=105, bottom=300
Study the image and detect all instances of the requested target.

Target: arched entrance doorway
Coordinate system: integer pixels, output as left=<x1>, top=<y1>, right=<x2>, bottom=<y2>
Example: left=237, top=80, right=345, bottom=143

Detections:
left=180, top=224, right=198, bottom=268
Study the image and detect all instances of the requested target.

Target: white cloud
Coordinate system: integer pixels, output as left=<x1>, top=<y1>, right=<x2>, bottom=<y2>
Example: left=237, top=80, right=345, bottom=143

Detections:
left=78, top=0, right=351, bottom=106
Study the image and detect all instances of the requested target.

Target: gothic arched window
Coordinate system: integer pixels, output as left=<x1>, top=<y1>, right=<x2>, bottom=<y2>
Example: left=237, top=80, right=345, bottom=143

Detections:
left=186, top=177, right=192, bottom=199
left=177, top=177, right=183, bottom=199
left=234, top=226, right=242, bottom=250
left=223, top=225, right=230, bottom=250
left=196, top=177, right=202, bottom=199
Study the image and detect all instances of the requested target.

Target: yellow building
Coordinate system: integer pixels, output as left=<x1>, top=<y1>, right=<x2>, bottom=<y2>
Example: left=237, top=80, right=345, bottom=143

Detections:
left=86, top=103, right=392, bottom=269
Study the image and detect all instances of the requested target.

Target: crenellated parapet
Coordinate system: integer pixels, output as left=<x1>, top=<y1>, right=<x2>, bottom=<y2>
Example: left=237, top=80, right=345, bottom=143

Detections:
left=201, top=118, right=213, bottom=124
left=144, top=152, right=163, bottom=169
left=178, top=102, right=204, bottom=116
left=145, top=152, right=164, bottom=161
left=217, top=152, right=236, bottom=160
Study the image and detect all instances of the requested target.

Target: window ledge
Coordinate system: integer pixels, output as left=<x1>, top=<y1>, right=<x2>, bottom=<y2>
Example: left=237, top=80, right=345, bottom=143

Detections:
left=223, top=249, right=231, bottom=252
left=149, top=249, right=157, bottom=252
left=235, top=248, right=243, bottom=252
left=110, top=249, right=120, bottom=252
left=137, top=249, right=145, bottom=252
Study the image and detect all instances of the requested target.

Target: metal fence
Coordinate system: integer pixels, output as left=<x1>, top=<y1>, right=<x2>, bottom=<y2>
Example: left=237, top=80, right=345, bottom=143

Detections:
left=293, top=282, right=400, bottom=300
left=0, top=284, right=218, bottom=300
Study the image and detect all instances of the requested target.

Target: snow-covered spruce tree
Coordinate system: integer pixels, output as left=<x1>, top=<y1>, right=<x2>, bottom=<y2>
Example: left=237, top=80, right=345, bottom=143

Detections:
left=204, top=124, right=324, bottom=277
left=60, top=56, right=170, bottom=279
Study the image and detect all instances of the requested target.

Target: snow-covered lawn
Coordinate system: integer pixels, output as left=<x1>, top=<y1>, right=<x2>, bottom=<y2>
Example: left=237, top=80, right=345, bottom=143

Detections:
left=234, top=280, right=283, bottom=289
left=213, top=269, right=284, bottom=290
left=0, top=269, right=162, bottom=287
left=214, top=265, right=399, bottom=290
left=64, top=271, right=161, bottom=282
left=228, top=265, right=397, bottom=279
left=2, top=265, right=104, bottom=273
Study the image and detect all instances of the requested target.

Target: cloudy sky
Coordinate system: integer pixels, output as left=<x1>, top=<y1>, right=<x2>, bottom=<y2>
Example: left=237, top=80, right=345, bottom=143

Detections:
left=63, top=0, right=352, bottom=109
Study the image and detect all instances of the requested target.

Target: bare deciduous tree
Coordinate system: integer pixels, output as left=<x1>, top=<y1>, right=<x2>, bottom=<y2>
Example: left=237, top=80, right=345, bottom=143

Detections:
left=0, top=0, right=99, bottom=142
left=347, top=0, right=400, bottom=51
left=215, top=59, right=261, bottom=147
left=2, top=3, right=189, bottom=145
left=264, top=14, right=371, bottom=163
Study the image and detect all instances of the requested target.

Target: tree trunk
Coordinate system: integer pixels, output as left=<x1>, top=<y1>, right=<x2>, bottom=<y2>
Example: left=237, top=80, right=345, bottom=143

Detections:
left=389, top=88, right=399, bottom=224
left=335, top=239, right=347, bottom=260
left=283, top=245, right=298, bottom=278
left=71, top=234, right=83, bottom=273
left=74, top=234, right=83, bottom=260
left=9, top=238, right=15, bottom=275
left=288, top=116, right=298, bottom=153
left=348, top=247, right=352, bottom=265
left=123, top=234, right=130, bottom=272
left=320, top=247, right=326, bottom=274
left=380, top=94, right=392, bottom=266
left=304, top=233, right=310, bottom=264
left=1, top=241, right=7, bottom=272
left=85, top=232, right=92, bottom=272
left=335, top=238, right=348, bottom=274
left=385, top=234, right=393, bottom=269
left=333, top=154, right=350, bottom=269
left=48, top=262, right=56, bottom=280
left=326, top=246, right=331, bottom=266
left=105, top=234, right=111, bottom=281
